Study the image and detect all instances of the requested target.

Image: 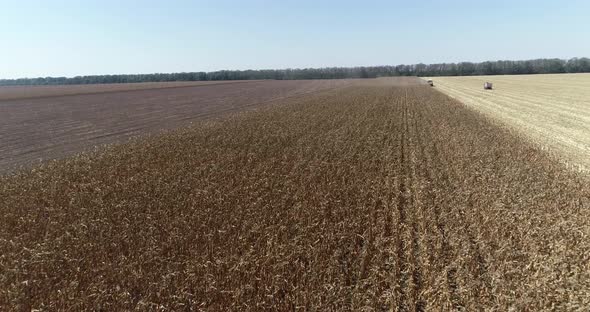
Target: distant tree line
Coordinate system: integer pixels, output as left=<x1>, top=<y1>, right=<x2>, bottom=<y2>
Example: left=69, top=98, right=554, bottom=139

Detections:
left=411, top=57, right=590, bottom=76
left=1, top=57, right=589, bottom=86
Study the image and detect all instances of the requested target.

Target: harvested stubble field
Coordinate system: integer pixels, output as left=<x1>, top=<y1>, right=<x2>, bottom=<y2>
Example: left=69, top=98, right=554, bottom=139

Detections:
left=1, top=77, right=590, bottom=310
left=0, top=79, right=352, bottom=172
left=432, top=73, right=590, bottom=172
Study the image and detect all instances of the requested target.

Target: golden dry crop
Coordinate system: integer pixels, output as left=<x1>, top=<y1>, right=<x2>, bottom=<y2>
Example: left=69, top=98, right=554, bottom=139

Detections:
left=432, top=73, right=590, bottom=172
left=1, top=78, right=589, bottom=310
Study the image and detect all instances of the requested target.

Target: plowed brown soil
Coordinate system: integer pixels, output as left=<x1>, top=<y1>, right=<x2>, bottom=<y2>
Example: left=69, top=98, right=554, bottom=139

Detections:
left=0, top=80, right=253, bottom=101
left=1, top=78, right=589, bottom=310
left=0, top=80, right=353, bottom=172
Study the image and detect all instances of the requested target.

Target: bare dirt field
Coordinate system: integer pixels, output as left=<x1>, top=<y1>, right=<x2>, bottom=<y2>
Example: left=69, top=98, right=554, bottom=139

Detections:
left=432, top=73, right=590, bottom=172
left=0, top=80, right=253, bottom=101
left=2, top=78, right=589, bottom=310
left=0, top=79, right=354, bottom=172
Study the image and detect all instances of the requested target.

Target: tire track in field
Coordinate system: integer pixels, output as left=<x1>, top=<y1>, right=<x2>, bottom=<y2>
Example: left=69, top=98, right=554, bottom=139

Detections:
left=395, top=90, right=427, bottom=311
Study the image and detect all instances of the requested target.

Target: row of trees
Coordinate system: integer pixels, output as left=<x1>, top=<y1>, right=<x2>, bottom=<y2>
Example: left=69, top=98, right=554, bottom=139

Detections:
left=1, top=57, right=589, bottom=86
left=412, top=58, right=590, bottom=76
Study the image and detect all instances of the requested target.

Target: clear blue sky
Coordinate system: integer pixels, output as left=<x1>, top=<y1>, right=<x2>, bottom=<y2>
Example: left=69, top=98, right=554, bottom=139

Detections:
left=1, top=0, right=589, bottom=79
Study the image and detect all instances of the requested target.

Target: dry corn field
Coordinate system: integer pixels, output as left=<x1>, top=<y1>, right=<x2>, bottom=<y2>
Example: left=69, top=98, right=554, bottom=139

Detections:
left=433, top=73, right=590, bottom=172
left=1, top=77, right=590, bottom=310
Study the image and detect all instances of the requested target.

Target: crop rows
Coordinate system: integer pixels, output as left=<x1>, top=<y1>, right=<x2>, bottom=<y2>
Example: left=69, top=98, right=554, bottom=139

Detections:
left=1, top=78, right=589, bottom=310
